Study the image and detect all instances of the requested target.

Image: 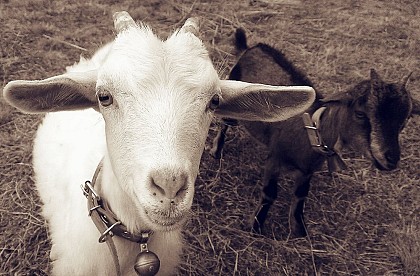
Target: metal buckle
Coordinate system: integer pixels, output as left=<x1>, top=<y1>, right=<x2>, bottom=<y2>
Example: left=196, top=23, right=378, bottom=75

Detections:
left=99, top=221, right=122, bottom=243
left=89, top=205, right=101, bottom=216
left=81, top=180, right=101, bottom=201
left=317, top=144, right=336, bottom=156
left=304, top=124, right=323, bottom=148
left=304, top=125, right=317, bottom=130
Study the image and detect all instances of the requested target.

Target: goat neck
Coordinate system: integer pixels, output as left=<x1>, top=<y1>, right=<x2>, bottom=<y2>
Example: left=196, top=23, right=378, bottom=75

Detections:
left=96, top=154, right=148, bottom=234
left=313, top=102, right=348, bottom=154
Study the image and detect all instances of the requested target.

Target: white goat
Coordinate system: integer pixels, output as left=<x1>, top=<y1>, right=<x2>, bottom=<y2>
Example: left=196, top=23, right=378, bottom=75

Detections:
left=3, top=12, right=315, bottom=275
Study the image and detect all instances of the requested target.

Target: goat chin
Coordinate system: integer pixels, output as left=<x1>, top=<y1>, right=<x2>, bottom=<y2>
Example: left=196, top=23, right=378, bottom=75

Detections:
left=372, top=155, right=397, bottom=171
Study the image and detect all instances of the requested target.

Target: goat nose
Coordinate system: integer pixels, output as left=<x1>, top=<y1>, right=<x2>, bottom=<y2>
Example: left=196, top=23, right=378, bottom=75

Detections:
left=149, top=169, right=188, bottom=201
left=385, top=151, right=399, bottom=166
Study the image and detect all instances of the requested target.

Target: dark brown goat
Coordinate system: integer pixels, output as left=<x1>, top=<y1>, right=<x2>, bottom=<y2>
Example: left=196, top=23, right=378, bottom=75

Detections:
left=210, top=29, right=419, bottom=237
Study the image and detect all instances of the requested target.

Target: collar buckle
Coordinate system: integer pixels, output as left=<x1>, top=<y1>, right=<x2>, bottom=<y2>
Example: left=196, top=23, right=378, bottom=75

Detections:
left=81, top=180, right=101, bottom=201
left=99, top=221, right=122, bottom=243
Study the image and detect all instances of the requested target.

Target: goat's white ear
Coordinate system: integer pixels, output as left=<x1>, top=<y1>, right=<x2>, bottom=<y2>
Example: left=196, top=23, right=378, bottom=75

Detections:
left=3, top=70, right=97, bottom=114
left=216, top=80, right=315, bottom=122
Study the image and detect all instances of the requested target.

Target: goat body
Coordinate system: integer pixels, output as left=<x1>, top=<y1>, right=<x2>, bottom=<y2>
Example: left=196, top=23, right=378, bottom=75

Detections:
left=3, top=14, right=316, bottom=275
left=211, top=29, right=417, bottom=237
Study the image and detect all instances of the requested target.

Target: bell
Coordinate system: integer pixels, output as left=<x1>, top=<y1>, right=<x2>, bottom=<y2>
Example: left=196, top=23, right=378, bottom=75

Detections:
left=134, top=251, right=160, bottom=276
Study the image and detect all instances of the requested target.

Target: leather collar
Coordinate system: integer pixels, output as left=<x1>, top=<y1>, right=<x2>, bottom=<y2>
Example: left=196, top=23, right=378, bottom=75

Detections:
left=81, top=160, right=153, bottom=276
left=303, top=107, right=347, bottom=172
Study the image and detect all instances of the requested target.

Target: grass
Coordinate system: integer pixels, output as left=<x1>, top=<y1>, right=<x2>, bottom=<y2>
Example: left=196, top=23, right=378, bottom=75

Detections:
left=1, top=0, right=419, bottom=275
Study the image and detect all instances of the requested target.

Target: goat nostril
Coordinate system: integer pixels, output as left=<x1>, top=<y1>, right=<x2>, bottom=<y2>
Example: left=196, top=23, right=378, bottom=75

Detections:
left=385, top=151, right=399, bottom=165
left=149, top=169, right=189, bottom=200
left=175, top=184, right=188, bottom=197
left=151, top=179, right=165, bottom=196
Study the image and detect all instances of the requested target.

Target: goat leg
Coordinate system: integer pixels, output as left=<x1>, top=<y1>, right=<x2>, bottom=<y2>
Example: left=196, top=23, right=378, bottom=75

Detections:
left=251, top=157, right=279, bottom=234
left=289, top=172, right=312, bottom=238
left=209, top=119, right=238, bottom=159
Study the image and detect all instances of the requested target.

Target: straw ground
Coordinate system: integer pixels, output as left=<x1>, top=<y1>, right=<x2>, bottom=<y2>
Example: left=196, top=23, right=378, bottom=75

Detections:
left=1, top=0, right=419, bottom=275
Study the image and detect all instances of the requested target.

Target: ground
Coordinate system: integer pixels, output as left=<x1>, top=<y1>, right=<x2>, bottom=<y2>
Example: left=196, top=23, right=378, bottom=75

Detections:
left=0, top=0, right=419, bottom=275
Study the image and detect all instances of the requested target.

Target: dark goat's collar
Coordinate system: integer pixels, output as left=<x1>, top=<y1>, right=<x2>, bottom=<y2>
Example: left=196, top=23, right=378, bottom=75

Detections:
left=303, top=107, right=347, bottom=173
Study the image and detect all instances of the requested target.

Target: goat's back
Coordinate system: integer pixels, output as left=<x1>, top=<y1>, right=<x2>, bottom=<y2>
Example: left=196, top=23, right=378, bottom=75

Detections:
left=230, top=30, right=315, bottom=87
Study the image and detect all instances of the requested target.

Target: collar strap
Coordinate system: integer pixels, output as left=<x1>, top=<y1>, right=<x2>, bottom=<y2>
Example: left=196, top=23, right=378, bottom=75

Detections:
left=81, top=160, right=154, bottom=276
left=303, top=107, right=347, bottom=173
left=81, top=161, right=149, bottom=243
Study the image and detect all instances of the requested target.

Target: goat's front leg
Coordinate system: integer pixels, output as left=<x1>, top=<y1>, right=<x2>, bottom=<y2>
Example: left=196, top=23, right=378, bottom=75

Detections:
left=209, top=119, right=237, bottom=159
left=251, top=155, right=280, bottom=234
left=289, top=172, right=312, bottom=238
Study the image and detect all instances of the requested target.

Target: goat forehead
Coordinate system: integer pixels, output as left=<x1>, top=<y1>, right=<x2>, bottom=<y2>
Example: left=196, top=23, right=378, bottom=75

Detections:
left=99, top=27, right=218, bottom=98
left=368, top=84, right=410, bottom=126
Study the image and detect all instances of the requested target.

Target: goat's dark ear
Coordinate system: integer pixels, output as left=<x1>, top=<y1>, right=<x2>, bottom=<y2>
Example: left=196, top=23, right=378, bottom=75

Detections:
left=370, top=68, right=383, bottom=91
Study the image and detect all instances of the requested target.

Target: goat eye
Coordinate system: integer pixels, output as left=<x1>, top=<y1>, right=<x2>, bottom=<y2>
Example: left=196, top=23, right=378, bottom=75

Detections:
left=209, top=94, right=220, bottom=111
left=97, top=92, right=113, bottom=107
left=355, top=111, right=367, bottom=120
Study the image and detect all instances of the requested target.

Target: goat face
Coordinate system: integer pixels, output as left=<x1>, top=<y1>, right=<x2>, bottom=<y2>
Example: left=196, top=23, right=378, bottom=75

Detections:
left=96, top=18, right=219, bottom=231
left=345, top=69, right=412, bottom=170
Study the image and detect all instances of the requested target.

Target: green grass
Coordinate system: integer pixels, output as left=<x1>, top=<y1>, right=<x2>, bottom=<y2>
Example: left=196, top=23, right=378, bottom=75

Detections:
left=1, top=0, right=419, bottom=275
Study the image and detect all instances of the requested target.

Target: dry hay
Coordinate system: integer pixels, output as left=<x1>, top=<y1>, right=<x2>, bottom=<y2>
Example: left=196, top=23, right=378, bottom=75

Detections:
left=1, top=0, right=419, bottom=275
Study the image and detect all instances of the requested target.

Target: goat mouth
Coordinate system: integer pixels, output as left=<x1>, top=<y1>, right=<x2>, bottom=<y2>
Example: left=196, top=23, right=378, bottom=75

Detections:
left=373, top=159, right=388, bottom=170
left=144, top=211, right=187, bottom=231
left=369, top=150, right=396, bottom=171
left=373, top=158, right=396, bottom=171
left=371, top=153, right=397, bottom=171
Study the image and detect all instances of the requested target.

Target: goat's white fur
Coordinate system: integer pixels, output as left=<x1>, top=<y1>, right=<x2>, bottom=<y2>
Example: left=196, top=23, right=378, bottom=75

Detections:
left=3, top=13, right=316, bottom=275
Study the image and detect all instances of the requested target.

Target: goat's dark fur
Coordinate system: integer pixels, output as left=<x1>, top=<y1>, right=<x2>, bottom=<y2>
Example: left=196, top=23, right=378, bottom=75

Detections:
left=210, top=29, right=418, bottom=237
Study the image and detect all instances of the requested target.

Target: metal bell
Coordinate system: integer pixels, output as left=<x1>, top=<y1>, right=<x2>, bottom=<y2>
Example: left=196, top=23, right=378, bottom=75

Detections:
left=134, top=251, right=160, bottom=276
left=134, top=234, right=160, bottom=276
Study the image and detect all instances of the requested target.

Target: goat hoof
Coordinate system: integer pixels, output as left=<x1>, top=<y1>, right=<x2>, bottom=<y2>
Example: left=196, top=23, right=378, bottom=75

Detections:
left=289, top=230, right=307, bottom=239
left=251, top=222, right=263, bottom=235
left=289, top=224, right=308, bottom=238
left=209, top=148, right=222, bottom=159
